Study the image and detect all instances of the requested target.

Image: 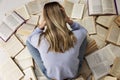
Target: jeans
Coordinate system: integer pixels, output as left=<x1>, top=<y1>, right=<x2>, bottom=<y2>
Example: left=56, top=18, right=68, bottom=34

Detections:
left=26, top=37, right=87, bottom=80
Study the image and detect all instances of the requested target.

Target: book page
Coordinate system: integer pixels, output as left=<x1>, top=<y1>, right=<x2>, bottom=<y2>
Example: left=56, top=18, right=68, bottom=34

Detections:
left=96, top=15, right=117, bottom=28
left=4, top=12, right=24, bottom=31
left=22, top=67, right=37, bottom=80
left=0, top=35, right=24, bottom=58
left=86, top=44, right=116, bottom=79
left=15, top=5, right=30, bottom=20
left=0, top=22, right=13, bottom=41
left=110, top=57, right=120, bottom=79
left=96, top=24, right=108, bottom=40
left=107, top=44, right=120, bottom=57
left=26, top=15, right=39, bottom=26
left=37, top=0, right=50, bottom=13
left=0, top=49, right=24, bottom=80
left=106, top=25, right=120, bottom=44
left=15, top=58, right=34, bottom=70
left=26, top=0, right=40, bottom=15
left=15, top=47, right=32, bottom=60
left=90, top=35, right=107, bottom=49
left=63, top=0, right=74, bottom=17
left=71, top=4, right=84, bottom=19
left=83, top=17, right=96, bottom=35
left=116, top=0, right=120, bottom=15
left=102, top=0, right=116, bottom=14
left=16, top=24, right=35, bottom=36
left=88, top=0, right=102, bottom=15
left=86, top=36, right=98, bottom=55
left=92, top=62, right=110, bottom=80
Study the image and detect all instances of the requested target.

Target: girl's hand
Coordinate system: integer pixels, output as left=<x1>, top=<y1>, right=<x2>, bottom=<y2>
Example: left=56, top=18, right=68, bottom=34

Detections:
left=61, top=8, right=73, bottom=25
left=39, top=13, right=46, bottom=29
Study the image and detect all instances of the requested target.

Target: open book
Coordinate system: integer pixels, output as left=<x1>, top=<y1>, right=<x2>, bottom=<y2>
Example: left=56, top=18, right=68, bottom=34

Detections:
left=109, top=57, right=120, bottom=79
left=0, top=49, right=24, bottom=80
left=96, top=15, right=117, bottom=28
left=15, top=5, right=30, bottom=20
left=0, top=35, right=24, bottom=58
left=0, top=11, right=24, bottom=41
left=26, top=0, right=49, bottom=15
left=86, top=44, right=116, bottom=80
left=63, top=0, right=85, bottom=19
left=14, top=47, right=34, bottom=70
left=106, top=25, right=120, bottom=46
left=88, top=0, right=117, bottom=15
left=83, top=17, right=96, bottom=35
left=21, top=67, right=37, bottom=80
left=16, top=23, right=36, bottom=45
left=85, top=36, right=98, bottom=56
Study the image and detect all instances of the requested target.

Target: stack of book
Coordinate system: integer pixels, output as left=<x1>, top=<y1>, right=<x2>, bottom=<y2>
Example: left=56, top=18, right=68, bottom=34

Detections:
left=0, top=0, right=120, bottom=80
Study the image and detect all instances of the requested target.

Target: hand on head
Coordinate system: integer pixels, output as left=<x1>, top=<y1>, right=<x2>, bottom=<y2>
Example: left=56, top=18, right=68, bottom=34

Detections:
left=39, top=12, right=46, bottom=29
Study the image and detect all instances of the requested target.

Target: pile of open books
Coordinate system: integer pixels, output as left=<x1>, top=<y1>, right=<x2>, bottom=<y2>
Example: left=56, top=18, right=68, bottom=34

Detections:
left=0, top=0, right=120, bottom=80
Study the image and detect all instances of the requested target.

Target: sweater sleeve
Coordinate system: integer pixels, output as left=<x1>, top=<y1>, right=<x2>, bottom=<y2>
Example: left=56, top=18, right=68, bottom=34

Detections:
left=70, top=21, right=86, bottom=31
left=27, top=27, right=43, bottom=48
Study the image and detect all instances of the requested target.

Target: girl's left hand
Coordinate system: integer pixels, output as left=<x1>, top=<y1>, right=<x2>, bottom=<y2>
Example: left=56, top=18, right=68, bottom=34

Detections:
left=39, top=13, right=46, bottom=29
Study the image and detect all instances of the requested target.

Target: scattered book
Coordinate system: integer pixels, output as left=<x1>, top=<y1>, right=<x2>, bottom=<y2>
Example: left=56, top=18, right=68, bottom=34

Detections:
left=0, top=49, right=24, bottom=80
left=0, top=35, right=24, bottom=58
left=15, top=5, right=30, bottom=20
left=26, top=0, right=49, bottom=15
left=15, top=47, right=34, bottom=70
left=96, top=24, right=108, bottom=40
left=83, top=17, right=96, bottom=35
left=16, top=23, right=36, bottom=45
left=21, top=67, right=37, bottom=80
left=90, top=35, right=107, bottom=49
left=63, top=0, right=85, bottom=19
left=86, top=44, right=116, bottom=80
left=16, top=23, right=36, bottom=36
left=115, top=0, right=120, bottom=15
left=109, top=57, right=120, bottom=79
left=106, top=25, right=120, bottom=46
left=114, top=16, right=120, bottom=26
left=0, top=11, right=24, bottom=41
left=88, top=0, right=117, bottom=15
left=96, top=15, right=117, bottom=28
left=26, top=15, right=40, bottom=26
left=86, top=36, right=98, bottom=56
left=79, top=60, right=92, bottom=79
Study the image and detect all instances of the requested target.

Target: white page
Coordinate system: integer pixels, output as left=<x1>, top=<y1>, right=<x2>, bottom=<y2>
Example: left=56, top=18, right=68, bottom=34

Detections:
left=26, top=0, right=40, bottom=15
left=71, top=4, right=84, bottom=19
left=0, top=35, right=24, bottom=58
left=15, top=5, right=30, bottom=20
left=3, top=12, right=24, bottom=31
left=0, top=22, right=13, bottom=41
left=102, top=0, right=116, bottom=14
left=88, top=0, right=102, bottom=15
left=116, top=0, right=120, bottom=15
left=83, top=17, right=96, bottom=34
left=0, top=49, right=24, bottom=80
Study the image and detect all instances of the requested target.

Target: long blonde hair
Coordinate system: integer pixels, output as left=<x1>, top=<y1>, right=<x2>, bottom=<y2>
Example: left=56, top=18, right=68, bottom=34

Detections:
left=38, top=2, right=77, bottom=53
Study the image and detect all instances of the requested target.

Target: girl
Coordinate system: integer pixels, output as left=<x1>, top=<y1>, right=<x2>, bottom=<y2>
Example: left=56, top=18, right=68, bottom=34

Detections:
left=26, top=2, right=87, bottom=80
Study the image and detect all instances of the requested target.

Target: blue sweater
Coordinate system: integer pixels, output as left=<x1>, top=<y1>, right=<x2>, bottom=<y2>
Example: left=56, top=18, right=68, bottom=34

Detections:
left=27, top=22, right=87, bottom=80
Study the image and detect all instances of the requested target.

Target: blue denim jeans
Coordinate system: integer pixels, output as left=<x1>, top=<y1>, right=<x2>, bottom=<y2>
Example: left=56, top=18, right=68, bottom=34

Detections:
left=26, top=37, right=87, bottom=80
